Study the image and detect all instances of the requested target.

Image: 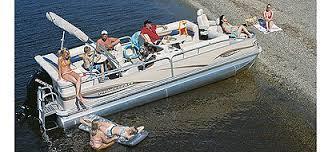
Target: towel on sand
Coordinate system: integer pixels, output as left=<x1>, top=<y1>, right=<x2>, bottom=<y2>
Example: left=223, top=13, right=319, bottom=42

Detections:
left=253, top=19, right=282, bottom=34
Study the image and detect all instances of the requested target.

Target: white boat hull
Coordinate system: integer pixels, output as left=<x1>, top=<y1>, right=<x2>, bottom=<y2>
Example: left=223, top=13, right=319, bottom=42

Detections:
left=58, top=49, right=260, bottom=128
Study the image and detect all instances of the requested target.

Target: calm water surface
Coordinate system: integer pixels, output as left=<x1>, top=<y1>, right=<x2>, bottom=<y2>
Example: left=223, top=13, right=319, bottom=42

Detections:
left=15, top=0, right=315, bottom=151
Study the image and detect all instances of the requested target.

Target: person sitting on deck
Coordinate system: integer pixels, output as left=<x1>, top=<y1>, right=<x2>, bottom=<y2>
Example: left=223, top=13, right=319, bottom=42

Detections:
left=219, top=15, right=253, bottom=38
left=81, top=46, right=105, bottom=82
left=80, top=118, right=145, bottom=141
left=263, top=4, right=274, bottom=32
left=58, top=48, right=87, bottom=110
left=140, top=20, right=168, bottom=45
left=96, top=30, right=122, bottom=75
left=96, top=30, right=121, bottom=52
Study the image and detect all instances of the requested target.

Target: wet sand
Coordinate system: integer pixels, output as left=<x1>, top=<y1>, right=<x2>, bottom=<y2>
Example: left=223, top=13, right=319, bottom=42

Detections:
left=179, top=0, right=316, bottom=103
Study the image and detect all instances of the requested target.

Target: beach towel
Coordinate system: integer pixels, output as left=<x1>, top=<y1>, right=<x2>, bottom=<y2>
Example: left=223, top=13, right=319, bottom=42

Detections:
left=253, top=19, right=282, bottom=34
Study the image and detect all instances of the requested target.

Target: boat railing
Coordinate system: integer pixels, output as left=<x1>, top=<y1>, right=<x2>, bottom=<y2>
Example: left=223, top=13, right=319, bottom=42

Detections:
left=83, top=41, right=216, bottom=83
left=83, top=56, right=174, bottom=84
left=119, top=36, right=132, bottom=45
left=80, top=37, right=254, bottom=85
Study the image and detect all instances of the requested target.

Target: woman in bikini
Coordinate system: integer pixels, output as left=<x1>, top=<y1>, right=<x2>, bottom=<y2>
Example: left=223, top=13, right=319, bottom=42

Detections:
left=80, top=118, right=144, bottom=140
left=263, top=4, right=274, bottom=32
left=220, top=15, right=253, bottom=38
left=58, top=48, right=87, bottom=110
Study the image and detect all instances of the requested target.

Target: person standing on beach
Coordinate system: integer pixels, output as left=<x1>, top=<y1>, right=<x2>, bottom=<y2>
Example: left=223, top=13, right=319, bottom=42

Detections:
left=263, top=4, right=274, bottom=32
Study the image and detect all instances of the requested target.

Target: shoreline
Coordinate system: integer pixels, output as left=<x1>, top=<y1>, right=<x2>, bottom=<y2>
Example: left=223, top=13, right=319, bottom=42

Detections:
left=179, top=0, right=316, bottom=103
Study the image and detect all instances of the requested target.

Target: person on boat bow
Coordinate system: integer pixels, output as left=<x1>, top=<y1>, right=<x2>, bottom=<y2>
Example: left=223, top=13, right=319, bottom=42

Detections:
left=58, top=48, right=87, bottom=110
left=140, top=20, right=168, bottom=45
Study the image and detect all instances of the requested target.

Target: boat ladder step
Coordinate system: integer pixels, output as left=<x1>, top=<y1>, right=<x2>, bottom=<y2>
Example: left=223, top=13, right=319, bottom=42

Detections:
left=43, top=103, right=60, bottom=117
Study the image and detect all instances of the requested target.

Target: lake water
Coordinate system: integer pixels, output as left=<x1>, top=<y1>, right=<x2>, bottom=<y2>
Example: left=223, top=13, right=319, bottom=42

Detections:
left=15, top=0, right=315, bottom=151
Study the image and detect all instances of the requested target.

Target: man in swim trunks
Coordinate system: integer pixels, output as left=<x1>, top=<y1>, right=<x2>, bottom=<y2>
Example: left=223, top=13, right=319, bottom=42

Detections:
left=220, top=15, right=253, bottom=38
left=263, top=4, right=274, bottom=32
left=140, top=20, right=168, bottom=45
left=58, top=48, right=86, bottom=110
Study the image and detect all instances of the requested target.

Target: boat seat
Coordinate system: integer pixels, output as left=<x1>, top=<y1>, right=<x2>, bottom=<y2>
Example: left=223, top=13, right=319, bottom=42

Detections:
left=197, top=9, right=223, bottom=39
left=35, top=53, right=90, bottom=88
left=123, top=31, right=143, bottom=60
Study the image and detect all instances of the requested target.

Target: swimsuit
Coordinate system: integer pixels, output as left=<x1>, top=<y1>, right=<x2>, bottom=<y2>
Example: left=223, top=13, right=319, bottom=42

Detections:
left=60, top=58, right=74, bottom=77
left=61, top=70, right=73, bottom=77
left=222, top=23, right=239, bottom=37
left=105, top=125, right=134, bottom=139
left=119, top=127, right=128, bottom=137
left=264, top=10, right=273, bottom=20
left=105, top=124, right=117, bottom=137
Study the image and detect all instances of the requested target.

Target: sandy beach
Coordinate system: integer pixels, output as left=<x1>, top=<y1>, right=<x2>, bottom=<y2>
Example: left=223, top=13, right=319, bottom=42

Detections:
left=180, top=0, right=316, bottom=103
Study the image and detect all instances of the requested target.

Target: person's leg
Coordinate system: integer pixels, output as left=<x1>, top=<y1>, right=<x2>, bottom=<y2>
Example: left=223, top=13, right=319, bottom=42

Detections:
left=100, top=63, right=105, bottom=82
left=123, top=127, right=135, bottom=139
left=70, top=71, right=84, bottom=101
left=80, top=117, right=92, bottom=127
left=62, top=73, right=80, bottom=100
left=239, top=25, right=252, bottom=38
left=111, top=126, right=133, bottom=139
left=101, top=64, right=104, bottom=76
left=269, top=20, right=274, bottom=31
left=123, top=126, right=144, bottom=139
left=136, top=126, right=144, bottom=133
left=265, top=21, right=270, bottom=31
left=237, top=26, right=243, bottom=36
left=62, top=73, right=77, bottom=85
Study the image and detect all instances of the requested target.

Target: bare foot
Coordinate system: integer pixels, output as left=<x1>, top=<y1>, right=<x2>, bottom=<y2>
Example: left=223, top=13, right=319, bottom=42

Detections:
left=77, top=96, right=88, bottom=110
left=136, top=126, right=144, bottom=133
left=80, top=117, right=85, bottom=124
left=77, top=95, right=86, bottom=103
left=80, top=117, right=92, bottom=126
